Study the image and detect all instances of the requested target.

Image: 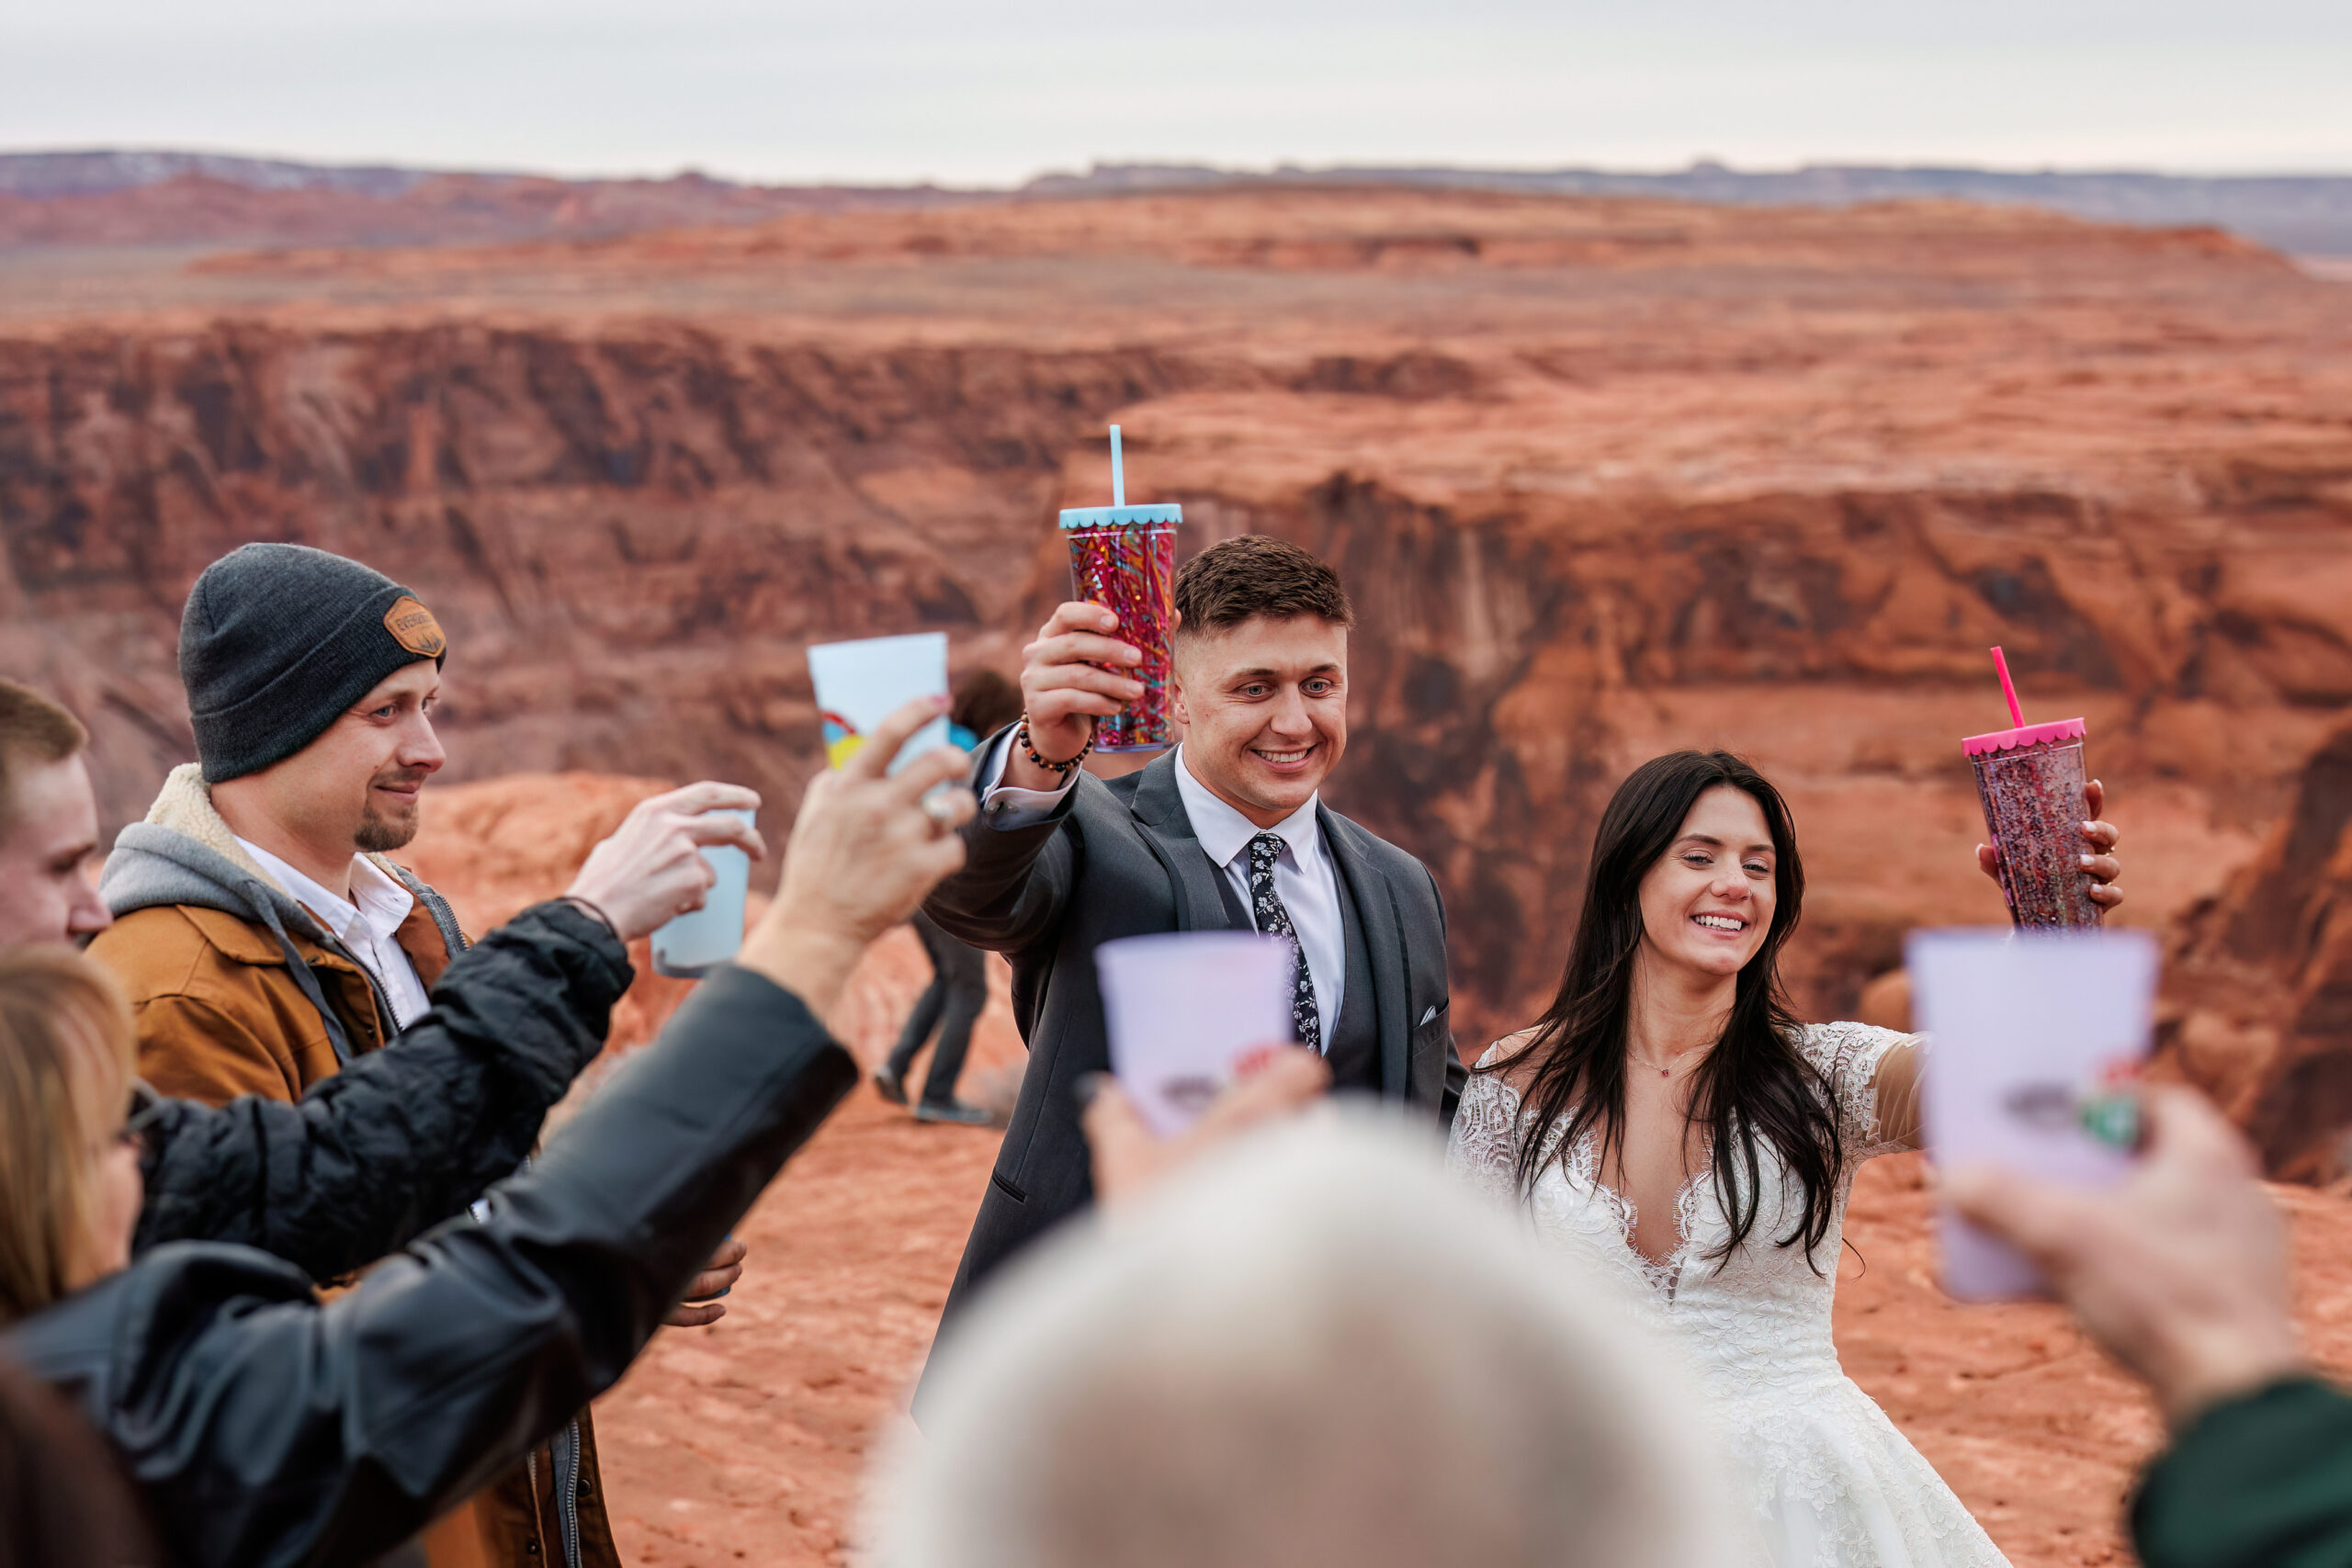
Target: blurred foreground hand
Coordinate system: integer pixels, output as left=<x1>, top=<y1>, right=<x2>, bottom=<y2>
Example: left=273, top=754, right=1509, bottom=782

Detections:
left=736, top=695, right=972, bottom=1028
left=1947, top=1087, right=2303, bottom=1429
left=1083, top=1047, right=1331, bottom=1206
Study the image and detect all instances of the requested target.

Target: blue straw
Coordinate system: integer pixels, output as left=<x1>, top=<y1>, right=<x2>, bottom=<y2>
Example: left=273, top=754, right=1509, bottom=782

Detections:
left=1110, top=424, right=1125, bottom=508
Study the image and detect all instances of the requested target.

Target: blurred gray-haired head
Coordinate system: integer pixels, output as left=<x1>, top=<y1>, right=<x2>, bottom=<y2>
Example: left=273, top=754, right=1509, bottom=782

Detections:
left=867, top=1111, right=1735, bottom=1568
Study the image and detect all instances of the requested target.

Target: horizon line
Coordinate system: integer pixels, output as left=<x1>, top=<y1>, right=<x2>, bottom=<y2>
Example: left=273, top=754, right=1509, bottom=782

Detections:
left=6, top=146, right=2352, bottom=194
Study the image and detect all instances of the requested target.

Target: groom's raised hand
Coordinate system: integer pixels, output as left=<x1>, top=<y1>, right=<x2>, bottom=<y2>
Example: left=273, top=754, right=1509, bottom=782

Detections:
left=1008, top=601, right=1145, bottom=791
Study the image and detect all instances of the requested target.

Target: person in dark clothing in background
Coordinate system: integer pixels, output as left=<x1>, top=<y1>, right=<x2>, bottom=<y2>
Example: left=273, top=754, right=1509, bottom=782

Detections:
left=875, top=669, right=1021, bottom=1126
left=874, top=911, right=995, bottom=1124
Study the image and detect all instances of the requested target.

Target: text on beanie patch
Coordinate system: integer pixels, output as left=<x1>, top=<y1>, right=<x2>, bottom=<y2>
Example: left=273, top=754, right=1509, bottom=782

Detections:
left=383, top=596, right=447, bottom=659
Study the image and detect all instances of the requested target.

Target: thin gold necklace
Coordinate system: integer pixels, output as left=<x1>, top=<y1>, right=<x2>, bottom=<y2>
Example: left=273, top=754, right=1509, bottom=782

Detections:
left=1627, top=1051, right=1693, bottom=1078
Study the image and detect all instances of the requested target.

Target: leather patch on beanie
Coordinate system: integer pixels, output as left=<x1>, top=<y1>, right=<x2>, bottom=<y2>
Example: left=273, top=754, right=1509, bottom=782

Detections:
left=383, top=595, right=447, bottom=659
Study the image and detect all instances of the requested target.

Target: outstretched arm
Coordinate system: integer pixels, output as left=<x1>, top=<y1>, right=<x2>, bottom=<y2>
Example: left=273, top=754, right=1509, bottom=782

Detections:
left=132, top=899, right=629, bottom=1280
left=61, top=963, right=855, bottom=1568
left=1870, top=1039, right=1928, bottom=1154
left=923, top=745, right=1082, bottom=956
left=131, top=781, right=771, bottom=1281
left=1947, top=1088, right=2336, bottom=1568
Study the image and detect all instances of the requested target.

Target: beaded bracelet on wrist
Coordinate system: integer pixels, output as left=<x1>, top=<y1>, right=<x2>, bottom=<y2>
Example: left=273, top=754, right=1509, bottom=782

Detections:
left=1016, top=715, right=1092, bottom=776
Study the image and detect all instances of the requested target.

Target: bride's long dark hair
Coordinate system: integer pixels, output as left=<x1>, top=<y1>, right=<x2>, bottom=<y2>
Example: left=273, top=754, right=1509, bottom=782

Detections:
left=1493, top=750, right=1843, bottom=1269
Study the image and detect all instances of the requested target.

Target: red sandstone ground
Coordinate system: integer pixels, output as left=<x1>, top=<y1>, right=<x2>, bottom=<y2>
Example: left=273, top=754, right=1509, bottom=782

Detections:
left=407, top=773, right=2352, bottom=1568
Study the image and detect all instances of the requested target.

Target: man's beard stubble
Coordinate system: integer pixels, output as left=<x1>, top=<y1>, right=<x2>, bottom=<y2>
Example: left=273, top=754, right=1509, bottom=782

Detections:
left=355, top=770, right=425, bottom=853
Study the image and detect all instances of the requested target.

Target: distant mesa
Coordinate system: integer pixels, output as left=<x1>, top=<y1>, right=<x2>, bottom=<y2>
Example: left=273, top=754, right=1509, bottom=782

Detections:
left=3, top=149, right=2350, bottom=255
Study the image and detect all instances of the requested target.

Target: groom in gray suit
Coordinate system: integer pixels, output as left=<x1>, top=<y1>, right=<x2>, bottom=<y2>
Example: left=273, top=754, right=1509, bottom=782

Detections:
left=923, top=534, right=1461, bottom=1326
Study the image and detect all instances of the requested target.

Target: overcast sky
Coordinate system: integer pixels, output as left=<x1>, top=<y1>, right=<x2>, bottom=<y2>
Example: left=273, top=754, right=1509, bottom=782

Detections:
left=5, top=0, right=2347, bottom=185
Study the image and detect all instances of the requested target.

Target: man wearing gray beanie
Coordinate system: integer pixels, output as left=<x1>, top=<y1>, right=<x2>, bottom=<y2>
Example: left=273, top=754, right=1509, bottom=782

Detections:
left=91, top=544, right=462, bottom=1103
left=85, top=543, right=756, bottom=1568
left=178, top=541, right=453, bottom=789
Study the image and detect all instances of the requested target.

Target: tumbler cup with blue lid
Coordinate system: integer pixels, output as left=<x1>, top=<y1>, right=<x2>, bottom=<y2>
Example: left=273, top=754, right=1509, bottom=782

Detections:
left=1060, top=424, right=1180, bottom=752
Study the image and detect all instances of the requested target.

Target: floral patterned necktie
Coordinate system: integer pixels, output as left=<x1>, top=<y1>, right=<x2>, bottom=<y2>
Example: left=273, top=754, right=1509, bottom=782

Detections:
left=1248, top=831, right=1322, bottom=1051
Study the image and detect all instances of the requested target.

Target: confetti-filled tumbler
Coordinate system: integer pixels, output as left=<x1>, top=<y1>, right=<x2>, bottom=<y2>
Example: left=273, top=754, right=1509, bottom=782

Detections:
left=1965, top=648, right=2103, bottom=931
left=1060, top=425, right=1181, bottom=751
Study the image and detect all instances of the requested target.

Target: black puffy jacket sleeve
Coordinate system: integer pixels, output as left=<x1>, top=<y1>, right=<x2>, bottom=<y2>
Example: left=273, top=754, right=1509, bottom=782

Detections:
left=9, top=964, right=856, bottom=1568
left=130, top=900, right=630, bottom=1280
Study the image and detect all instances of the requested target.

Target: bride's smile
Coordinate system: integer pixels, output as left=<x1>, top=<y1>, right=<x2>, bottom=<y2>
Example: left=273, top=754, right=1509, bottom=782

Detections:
left=1634, top=785, right=1777, bottom=984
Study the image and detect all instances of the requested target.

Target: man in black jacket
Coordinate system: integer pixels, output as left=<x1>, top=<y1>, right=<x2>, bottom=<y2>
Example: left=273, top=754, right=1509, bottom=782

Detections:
left=0, top=674, right=753, bottom=1289
left=924, top=536, right=1460, bottom=1333
left=3, top=695, right=974, bottom=1568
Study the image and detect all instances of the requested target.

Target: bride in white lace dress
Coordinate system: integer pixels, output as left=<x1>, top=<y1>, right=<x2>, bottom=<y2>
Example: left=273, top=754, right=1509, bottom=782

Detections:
left=1448, top=750, right=2121, bottom=1568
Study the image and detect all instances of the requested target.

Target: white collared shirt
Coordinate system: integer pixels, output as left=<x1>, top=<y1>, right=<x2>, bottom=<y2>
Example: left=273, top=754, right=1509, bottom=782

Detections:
left=978, top=738, right=1344, bottom=1052
left=235, top=838, right=435, bottom=1030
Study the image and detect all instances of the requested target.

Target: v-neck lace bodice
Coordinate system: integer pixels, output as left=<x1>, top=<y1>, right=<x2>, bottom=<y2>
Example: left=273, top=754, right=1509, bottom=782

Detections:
left=1448, top=1022, right=2008, bottom=1567
left=1557, top=1129, right=1713, bottom=1302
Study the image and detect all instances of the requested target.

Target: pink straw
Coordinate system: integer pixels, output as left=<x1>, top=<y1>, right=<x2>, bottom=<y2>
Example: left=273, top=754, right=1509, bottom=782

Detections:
left=1989, top=646, right=2026, bottom=728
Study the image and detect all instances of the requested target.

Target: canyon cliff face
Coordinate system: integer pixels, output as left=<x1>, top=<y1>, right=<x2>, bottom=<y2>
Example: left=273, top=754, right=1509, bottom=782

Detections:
left=2168, top=718, right=2352, bottom=1175
left=6, top=186, right=2351, bottom=1064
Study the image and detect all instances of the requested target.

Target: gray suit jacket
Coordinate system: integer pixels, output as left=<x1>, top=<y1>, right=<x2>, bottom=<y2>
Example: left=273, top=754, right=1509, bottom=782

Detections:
left=922, top=746, right=1461, bottom=1325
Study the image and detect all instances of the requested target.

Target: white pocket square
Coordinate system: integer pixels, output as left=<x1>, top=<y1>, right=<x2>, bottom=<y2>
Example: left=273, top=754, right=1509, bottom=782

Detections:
left=1419, top=1004, right=1440, bottom=1026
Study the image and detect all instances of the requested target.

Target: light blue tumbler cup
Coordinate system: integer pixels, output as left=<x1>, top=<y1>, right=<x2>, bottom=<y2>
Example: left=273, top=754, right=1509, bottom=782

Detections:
left=650, top=807, right=755, bottom=978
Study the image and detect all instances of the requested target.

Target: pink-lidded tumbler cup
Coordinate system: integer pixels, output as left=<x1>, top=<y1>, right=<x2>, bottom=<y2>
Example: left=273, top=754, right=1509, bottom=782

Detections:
left=1060, top=424, right=1180, bottom=752
left=1964, top=718, right=2101, bottom=930
left=1964, top=648, right=2101, bottom=931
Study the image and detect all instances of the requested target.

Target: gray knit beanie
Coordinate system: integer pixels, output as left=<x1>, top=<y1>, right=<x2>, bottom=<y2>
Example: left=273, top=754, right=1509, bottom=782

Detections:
left=179, top=544, right=448, bottom=784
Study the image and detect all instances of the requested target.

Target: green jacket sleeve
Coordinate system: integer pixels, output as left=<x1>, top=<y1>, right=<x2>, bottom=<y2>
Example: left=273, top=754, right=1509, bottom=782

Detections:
left=2133, top=1376, right=2352, bottom=1568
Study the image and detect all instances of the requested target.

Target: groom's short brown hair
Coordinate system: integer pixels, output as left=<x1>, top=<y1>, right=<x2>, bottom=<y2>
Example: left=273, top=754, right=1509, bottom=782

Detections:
left=1172, top=536, right=1354, bottom=639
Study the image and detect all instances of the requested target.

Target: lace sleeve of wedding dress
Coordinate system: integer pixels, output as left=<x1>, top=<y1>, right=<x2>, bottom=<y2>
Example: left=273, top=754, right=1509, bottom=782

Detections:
left=1444, top=1042, right=1525, bottom=1205
left=1797, top=1022, right=1927, bottom=1163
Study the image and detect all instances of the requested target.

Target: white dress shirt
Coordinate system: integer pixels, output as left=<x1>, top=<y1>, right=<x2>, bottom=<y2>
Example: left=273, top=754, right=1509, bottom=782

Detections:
left=236, top=838, right=435, bottom=1030
left=978, top=738, right=1344, bottom=1052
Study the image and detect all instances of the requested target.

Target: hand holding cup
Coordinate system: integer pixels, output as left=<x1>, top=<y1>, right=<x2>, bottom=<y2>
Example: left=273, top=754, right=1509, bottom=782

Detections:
left=565, top=783, right=766, bottom=942
left=1009, top=601, right=1144, bottom=788
left=1974, top=778, right=2122, bottom=912
left=1083, top=1046, right=1331, bottom=1206
left=1947, top=1088, right=2302, bottom=1429
left=737, top=696, right=974, bottom=1021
